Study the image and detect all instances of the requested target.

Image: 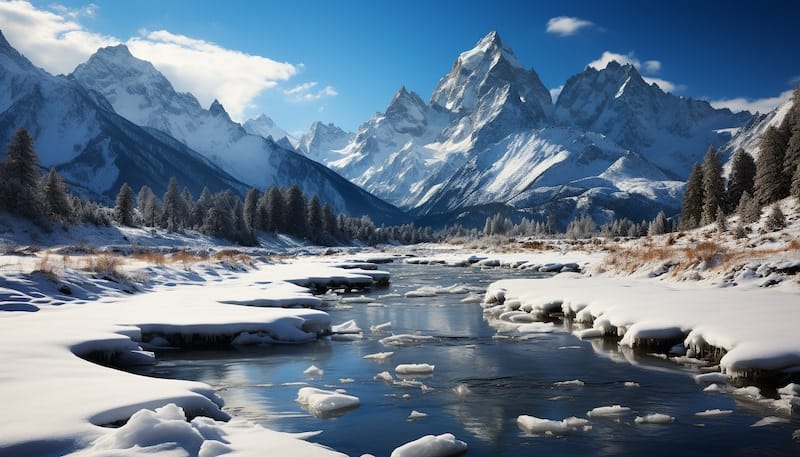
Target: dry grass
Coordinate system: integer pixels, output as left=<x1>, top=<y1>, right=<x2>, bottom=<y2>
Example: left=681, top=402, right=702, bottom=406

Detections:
left=130, top=251, right=166, bottom=265
left=83, top=254, right=125, bottom=279
left=32, top=252, right=59, bottom=281
left=214, top=249, right=254, bottom=266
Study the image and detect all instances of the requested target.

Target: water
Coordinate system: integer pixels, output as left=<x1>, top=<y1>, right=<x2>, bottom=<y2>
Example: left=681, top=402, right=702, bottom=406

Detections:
left=135, top=263, right=800, bottom=456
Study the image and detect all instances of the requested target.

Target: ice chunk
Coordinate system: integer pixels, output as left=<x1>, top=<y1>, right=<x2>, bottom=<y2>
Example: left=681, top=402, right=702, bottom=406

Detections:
left=389, top=433, right=467, bottom=457
left=587, top=405, right=631, bottom=417
left=374, top=371, right=394, bottom=382
left=624, top=381, right=640, bottom=388
left=363, top=351, right=394, bottom=361
left=405, top=287, right=438, bottom=298
left=460, top=293, right=484, bottom=303
left=380, top=334, right=437, bottom=346
left=778, top=383, right=800, bottom=397
left=751, top=416, right=789, bottom=427
left=339, top=378, right=355, bottom=384
left=331, top=319, right=363, bottom=341
left=296, top=387, right=359, bottom=417
left=695, top=409, right=733, bottom=417
left=396, top=363, right=435, bottom=375
left=517, top=415, right=590, bottom=435
left=694, top=372, right=728, bottom=384
left=733, top=386, right=764, bottom=401
left=340, top=295, right=374, bottom=304
left=370, top=321, right=392, bottom=334
left=407, top=410, right=428, bottom=420
left=516, top=322, right=555, bottom=334
left=453, top=383, right=471, bottom=397
left=553, top=379, right=585, bottom=387
left=634, top=413, right=674, bottom=424
left=703, top=383, right=728, bottom=393
left=304, top=365, right=325, bottom=377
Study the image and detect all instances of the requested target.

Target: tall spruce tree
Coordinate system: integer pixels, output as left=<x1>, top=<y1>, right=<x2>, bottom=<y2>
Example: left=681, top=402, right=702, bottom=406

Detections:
left=791, top=163, right=800, bottom=200
left=725, top=148, right=756, bottom=213
left=266, top=186, right=285, bottom=233
left=2, top=127, right=43, bottom=219
left=785, top=124, right=800, bottom=183
left=701, top=146, right=724, bottom=225
left=306, top=195, right=323, bottom=242
left=679, top=163, right=704, bottom=229
left=322, top=203, right=338, bottom=238
left=284, top=185, right=307, bottom=237
left=42, top=167, right=72, bottom=223
left=114, top=183, right=135, bottom=226
left=137, top=185, right=159, bottom=227
left=193, top=187, right=212, bottom=228
left=243, top=187, right=260, bottom=234
left=755, top=125, right=790, bottom=205
left=161, top=176, right=182, bottom=231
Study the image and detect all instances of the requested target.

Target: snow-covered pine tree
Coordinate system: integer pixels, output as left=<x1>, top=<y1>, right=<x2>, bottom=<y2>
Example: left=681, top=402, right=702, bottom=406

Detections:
left=679, top=163, right=704, bottom=229
left=114, top=183, right=135, bottom=226
left=764, top=203, right=786, bottom=231
left=792, top=163, right=800, bottom=200
left=755, top=125, right=790, bottom=205
left=137, top=185, right=159, bottom=227
left=180, top=187, right=194, bottom=228
left=648, top=210, right=667, bottom=236
left=736, top=191, right=757, bottom=224
left=701, top=146, right=724, bottom=225
left=42, top=168, right=72, bottom=223
left=725, top=148, right=756, bottom=213
left=161, top=177, right=182, bottom=232
left=785, top=124, right=800, bottom=183
left=715, top=206, right=727, bottom=233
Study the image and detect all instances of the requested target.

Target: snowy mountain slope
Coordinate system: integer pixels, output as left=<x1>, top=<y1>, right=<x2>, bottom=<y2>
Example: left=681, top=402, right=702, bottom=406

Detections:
left=555, top=61, right=751, bottom=179
left=243, top=113, right=297, bottom=146
left=296, top=121, right=354, bottom=164
left=314, top=31, right=752, bottom=226
left=720, top=94, right=796, bottom=162
left=0, top=31, right=245, bottom=200
left=71, top=44, right=404, bottom=223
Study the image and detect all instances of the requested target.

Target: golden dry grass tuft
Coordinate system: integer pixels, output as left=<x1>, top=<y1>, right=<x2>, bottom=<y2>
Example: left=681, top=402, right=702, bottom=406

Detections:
left=83, top=254, right=125, bottom=279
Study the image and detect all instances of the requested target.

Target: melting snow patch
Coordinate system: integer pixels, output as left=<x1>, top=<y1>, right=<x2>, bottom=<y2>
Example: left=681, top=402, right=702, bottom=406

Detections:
left=363, top=351, right=394, bottom=361
left=751, top=416, right=789, bottom=427
left=695, top=409, right=733, bottom=417
left=587, top=405, right=631, bottom=417
left=396, top=364, right=435, bottom=375
left=517, top=415, right=591, bottom=435
left=634, top=413, right=675, bottom=424
left=389, top=433, right=467, bottom=457
left=296, top=387, right=359, bottom=418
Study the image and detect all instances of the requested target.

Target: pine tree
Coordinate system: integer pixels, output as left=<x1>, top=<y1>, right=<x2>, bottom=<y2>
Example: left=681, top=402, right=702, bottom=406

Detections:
left=266, top=186, right=285, bottom=233
left=161, top=176, right=182, bottom=231
left=306, top=195, right=323, bottom=243
left=2, top=127, right=43, bottom=219
left=114, top=183, right=135, bottom=226
left=715, top=206, right=727, bottom=233
left=180, top=187, right=194, bottom=228
left=701, top=146, right=724, bottom=225
left=785, top=124, right=800, bottom=184
left=243, top=187, right=260, bottom=235
left=322, top=203, right=338, bottom=238
left=284, top=185, right=307, bottom=237
left=648, top=210, right=667, bottom=236
left=42, top=167, right=72, bottom=223
left=792, top=163, right=800, bottom=201
left=764, top=203, right=786, bottom=231
left=725, top=148, right=756, bottom=213
left=755, top=125, right=790, bottom=205
left=679, top=163, right=704, bottom=229
left=736, top=191, right=758, bottom=224
left=137, top=185, right=159, bottom=227
left=193, top=187, right=212, bottom=228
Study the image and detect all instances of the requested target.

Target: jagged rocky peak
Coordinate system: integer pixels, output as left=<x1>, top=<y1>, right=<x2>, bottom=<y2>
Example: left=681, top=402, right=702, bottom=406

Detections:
left=208, top=99, right=231, bottom=120
left=384, top=86, right=428, bottom=128
left=429, top=30, right=552, bottom=124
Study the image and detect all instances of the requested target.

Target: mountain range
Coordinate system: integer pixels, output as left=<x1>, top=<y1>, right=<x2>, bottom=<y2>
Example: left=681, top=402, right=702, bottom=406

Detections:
left=1, top=29, right=764, bottom=229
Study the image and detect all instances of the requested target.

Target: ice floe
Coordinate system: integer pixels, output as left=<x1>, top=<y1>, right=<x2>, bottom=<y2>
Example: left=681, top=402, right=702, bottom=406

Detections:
left=389, top=433, right=467, bottom=457
left=634, top=413, right=675, bottom=424
left=517, top=415, right=591, bottom=435
left=296, top=387, right=360, bottom=418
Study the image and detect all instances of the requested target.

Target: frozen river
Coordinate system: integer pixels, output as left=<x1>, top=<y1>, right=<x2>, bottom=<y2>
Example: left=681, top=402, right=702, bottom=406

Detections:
left=134, top=262, right=800, bottom=456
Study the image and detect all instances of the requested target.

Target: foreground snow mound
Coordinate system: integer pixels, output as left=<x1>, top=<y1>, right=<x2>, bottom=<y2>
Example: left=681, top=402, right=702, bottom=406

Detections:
left=72, top=403, right=345, bottom=457
left=517, top=415, right=590, bottom=435
left=297, top=387, right=360, bottom=418
left=389, top=433, right=467, bottom=457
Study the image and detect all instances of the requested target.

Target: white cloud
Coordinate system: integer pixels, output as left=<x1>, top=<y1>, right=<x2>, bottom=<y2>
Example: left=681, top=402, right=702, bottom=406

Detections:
left=587, top=51, right=640, bottom=70
left=549, top=85, right=564, bottom=102
left=546, top=16, right=594, bottom=36
left=283, top=81, right=338, bottom=102
left=0, top=1, right=300, bottom=121
left=127, top=30, right=297, bottom=120
left=0, top=0, right=117, bottom=74
left=709, top=89, right=793, bottom=114
left=643, top=60, right=661, bottom=74
left=642, top=77, right=685, bottom=93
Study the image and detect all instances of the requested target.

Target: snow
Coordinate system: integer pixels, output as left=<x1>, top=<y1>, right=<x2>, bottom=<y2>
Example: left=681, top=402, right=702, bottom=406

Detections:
left=389, top=433, right=467, bottom=457
left=380, top=334, right=438, bottom=346
left=304, top=365, right=325, bottom=377
left=407, top=410, right=428, bottom=420
left=395, top=363, right=435, bottom=375
left=586, top=405, right=631, bottom=417
left=634, top=413, right=675, bottom=424
left=553, top=379, right=585, bottom=387
left=695, top=409, right=733, bottom=417
left=624, top=381, right=641, bottom=388
left=296, top=387, right=360, bottom=417
left=363, top=351, right=394, bottom=361
left=0, top=254, right=389, bottom=455
left=517, top=415, right=590, bottom=435
left=750, top=416, right=789, bottom=427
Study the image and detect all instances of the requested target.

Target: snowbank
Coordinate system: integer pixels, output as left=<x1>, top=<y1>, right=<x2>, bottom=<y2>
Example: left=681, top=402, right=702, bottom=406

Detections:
left=389, top=433, right=467, bottom=457
left=483, top=275, right=800, bottom=378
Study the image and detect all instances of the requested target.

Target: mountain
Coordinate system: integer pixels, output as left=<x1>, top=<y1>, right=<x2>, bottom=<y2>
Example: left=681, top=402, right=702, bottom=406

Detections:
left=71, top=44, right=404, bottom=224
left=242, top=113, right=297, bottom=146
left=312, top=31, right=753, bottom=227
left=0, top=31, right=245, bottom=200
left=296, top=121, right=353, bottom=164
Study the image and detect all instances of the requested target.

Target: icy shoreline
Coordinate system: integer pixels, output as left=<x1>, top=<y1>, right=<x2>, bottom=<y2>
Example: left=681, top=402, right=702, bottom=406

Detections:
left=0, top=257, right=386, bottom=456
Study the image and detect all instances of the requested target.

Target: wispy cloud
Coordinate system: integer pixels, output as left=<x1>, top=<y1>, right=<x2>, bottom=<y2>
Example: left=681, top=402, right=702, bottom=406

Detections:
left=0, top=1, right=300, bottom=121
left=545, top=16, right=594, bottom=37
left=283, top=81, right=338, bottom=102
left=128, top=30, right=297, bottom=120
left=587, top=51, right=684, bottom=94
left=709, top=89, right=793, bottom=114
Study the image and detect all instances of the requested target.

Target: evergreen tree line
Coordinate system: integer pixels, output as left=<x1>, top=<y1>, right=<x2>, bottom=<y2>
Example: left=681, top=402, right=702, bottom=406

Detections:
left=680, top=87, right=800, bottom=230
left=0, top=128, right=111, bottom=227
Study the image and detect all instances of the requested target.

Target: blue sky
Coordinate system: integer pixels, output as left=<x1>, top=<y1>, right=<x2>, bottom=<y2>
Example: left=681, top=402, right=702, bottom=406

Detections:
left=2, top=0, right=799, bottom=134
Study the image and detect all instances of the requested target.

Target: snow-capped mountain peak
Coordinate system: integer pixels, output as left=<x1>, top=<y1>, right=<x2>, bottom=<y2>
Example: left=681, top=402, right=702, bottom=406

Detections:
left=208, top=99, right=232, bottom=121
left=297, top=121, right=353, bottom=163
left=243, top=113, right=295, bottom=145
